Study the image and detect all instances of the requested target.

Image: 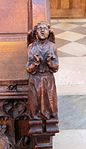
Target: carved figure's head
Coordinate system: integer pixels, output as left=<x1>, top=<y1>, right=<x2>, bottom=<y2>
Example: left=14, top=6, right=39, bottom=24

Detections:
left=27, top=22, right=55, bottom=45
left=36, top=22, right=49, bottom=40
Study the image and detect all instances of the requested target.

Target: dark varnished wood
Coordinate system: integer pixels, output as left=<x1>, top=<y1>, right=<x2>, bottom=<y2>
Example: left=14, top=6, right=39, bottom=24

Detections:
left=0, top=1, right=58, bottom=149
left=26, top=22, right=59, bottom=148
left=26, top=22, right=59, bottom=120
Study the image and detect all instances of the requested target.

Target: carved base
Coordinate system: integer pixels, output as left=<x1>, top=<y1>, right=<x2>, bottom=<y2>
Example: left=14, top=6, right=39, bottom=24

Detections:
left=0, top=80, right=59, bottom=149
left=29, top=120, right=42, bottom=134
left=46, top=119, right=59, bottom=133
left=30, top=133, right=53, bottom=149
left=28, top=119, right=59, bottom=149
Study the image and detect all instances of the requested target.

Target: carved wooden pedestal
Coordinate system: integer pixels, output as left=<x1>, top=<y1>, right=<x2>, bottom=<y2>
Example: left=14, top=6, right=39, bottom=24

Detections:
left=0, top=80, right=59, bottom=148
left=29, top=120, right=59, bottom=149
left=0, top=79, right=59, bottom=149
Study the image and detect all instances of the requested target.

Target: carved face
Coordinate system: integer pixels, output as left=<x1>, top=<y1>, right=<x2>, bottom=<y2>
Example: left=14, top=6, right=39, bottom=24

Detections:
left=36, top=23, right=49, bottom=40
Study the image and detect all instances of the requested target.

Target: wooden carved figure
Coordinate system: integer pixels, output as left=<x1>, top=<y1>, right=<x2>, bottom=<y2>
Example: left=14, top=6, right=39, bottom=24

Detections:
left=26, top=22, right=59, bottom=122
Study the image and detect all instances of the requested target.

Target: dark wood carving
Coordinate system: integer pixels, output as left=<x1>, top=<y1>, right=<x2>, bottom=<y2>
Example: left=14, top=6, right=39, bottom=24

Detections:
left=0, top=79, right=59, bottom=149
left=0, top=1, right=59, bottom=149
left=26, top=22, right=59, bottom=120
left=0, top=80, right=29, bottom=148
left=26, top=22, right=59, bottom=149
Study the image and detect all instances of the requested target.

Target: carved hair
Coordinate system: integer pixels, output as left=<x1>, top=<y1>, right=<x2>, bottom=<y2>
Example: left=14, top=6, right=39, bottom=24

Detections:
left=27, top=22, right=55, bottom=46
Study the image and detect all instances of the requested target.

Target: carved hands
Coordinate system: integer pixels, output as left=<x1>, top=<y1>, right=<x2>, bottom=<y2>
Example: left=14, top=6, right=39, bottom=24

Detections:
left=33, top=53, right=40, bottom=66
left=34, top=52, right=53, bottom=64
left=46, top=53, right=59, bottom=72
left=46, top=54, right=53, bottom=64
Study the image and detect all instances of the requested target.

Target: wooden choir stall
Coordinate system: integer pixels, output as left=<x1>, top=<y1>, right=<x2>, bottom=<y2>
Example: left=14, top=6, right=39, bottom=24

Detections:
left=0, top=0, right=59, bottom=148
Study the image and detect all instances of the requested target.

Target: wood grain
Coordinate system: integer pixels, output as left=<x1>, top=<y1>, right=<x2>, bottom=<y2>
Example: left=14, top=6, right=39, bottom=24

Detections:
left=0, top=0, right=28, bottom=33
left=50, top=0, right=86, bottom=18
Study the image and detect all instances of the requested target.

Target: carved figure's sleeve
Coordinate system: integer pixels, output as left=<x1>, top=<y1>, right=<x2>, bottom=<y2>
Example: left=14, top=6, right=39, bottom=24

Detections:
left=26, top=46, right=39, bottom=74
left=47, top=45, right=59, bottom=72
